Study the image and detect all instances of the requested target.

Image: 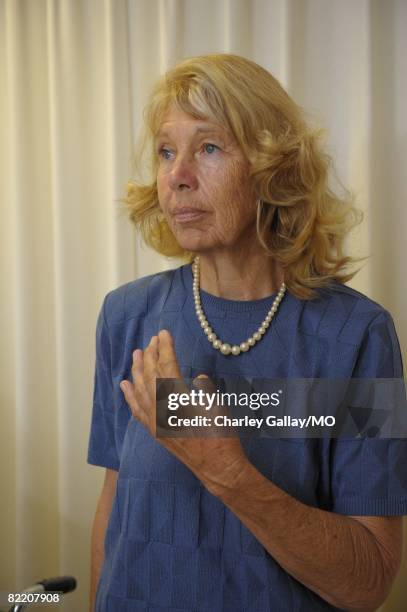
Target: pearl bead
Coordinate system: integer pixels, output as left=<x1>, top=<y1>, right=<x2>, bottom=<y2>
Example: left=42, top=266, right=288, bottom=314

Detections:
left=192, top=257, right=286, bottom=356
left=220, top=343, right=231, bottom=355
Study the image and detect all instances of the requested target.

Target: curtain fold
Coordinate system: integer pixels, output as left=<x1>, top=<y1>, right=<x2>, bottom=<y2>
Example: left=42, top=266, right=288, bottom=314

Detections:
left=1, top=1, right=405, bottom=610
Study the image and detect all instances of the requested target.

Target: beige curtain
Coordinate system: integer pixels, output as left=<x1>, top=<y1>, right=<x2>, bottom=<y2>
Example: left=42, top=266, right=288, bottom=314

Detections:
left=1, top=1, right=406, bottom=610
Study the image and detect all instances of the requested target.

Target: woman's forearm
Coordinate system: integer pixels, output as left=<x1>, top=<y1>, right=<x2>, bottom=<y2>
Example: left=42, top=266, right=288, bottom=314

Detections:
left=205, top=461, right=397, bottom=611
left=90, top=502, right=110, bottom=612
left=89, top=469, right=118, bottom=612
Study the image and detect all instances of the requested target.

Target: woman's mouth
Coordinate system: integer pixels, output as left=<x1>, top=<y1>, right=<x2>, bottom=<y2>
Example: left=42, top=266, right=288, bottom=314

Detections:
left=172, top=208, right=207, bottom=223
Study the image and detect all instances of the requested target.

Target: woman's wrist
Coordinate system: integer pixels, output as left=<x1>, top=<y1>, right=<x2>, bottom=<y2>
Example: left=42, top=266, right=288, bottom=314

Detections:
left=202, top=453, right=258, bottom=500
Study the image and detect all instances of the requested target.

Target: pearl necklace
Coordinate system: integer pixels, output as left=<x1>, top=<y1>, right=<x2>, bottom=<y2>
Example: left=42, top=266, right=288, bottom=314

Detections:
left=192, top=256, right=286, bottom=356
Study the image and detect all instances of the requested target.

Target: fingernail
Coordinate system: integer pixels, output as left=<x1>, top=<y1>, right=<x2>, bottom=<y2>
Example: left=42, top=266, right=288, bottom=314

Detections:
left=120, top=381, right=127, bottom=391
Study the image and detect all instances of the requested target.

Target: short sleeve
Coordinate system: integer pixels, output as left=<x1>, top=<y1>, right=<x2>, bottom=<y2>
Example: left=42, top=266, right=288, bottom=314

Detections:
left=87, top=295, right=120, bottom=471
left=329, top=310, right=407, bottom=516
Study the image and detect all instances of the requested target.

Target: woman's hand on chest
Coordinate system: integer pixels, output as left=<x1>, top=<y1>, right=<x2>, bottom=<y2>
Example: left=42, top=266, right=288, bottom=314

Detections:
left=119, top=329, right=249, bottom=494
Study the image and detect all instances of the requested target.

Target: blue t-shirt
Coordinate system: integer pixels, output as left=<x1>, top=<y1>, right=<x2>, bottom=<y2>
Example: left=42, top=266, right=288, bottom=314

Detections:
left=87, top=263, right=406, bottom=611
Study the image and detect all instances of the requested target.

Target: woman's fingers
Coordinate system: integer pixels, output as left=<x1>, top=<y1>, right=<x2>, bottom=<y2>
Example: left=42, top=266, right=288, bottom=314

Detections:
left=133, top=348, right=144, bottom=375
left=143, top=335, right=159, bottom=385
left=119, top=349, right=148, bottom=424
left=120, top=377, right=147, bottom=425
left=157, top=330, right=182, bottom=378
left=120, top=331, right=182, bottom=434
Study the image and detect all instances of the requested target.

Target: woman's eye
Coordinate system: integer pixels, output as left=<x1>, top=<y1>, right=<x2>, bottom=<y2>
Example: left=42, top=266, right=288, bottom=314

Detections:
left=157, top=143, right=220, bottom=160
left=203, top=143, right=219, bottom=154
left=158, top=148, right=172, bottom=160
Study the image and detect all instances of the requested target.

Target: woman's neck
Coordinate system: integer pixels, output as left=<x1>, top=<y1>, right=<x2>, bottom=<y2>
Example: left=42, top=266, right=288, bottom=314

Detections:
left=196, top=250, right=284, bottom=301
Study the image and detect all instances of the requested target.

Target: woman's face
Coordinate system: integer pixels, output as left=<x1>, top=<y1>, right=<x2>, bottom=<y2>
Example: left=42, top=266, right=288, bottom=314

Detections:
left=156, top=105, right=257, bottom=254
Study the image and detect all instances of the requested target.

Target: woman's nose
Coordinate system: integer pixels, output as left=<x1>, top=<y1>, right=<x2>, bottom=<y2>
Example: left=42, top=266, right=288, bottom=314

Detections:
left=168, top=154, right=198, bottom=191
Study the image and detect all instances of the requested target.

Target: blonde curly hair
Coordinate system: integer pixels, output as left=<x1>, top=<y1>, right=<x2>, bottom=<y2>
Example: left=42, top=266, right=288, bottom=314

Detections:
left=121, top=53, right=365, bottom=299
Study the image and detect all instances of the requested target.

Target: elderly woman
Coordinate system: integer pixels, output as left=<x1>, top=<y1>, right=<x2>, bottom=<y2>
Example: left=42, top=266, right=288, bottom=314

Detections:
left=88, top=54, right=406, bottom=611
